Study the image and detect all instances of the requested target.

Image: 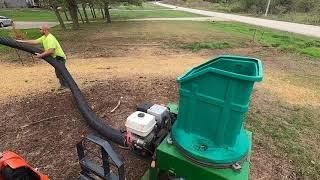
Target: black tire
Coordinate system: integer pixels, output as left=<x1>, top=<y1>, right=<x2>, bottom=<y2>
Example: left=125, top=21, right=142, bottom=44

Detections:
left=0, top=23, right=4, bottom=28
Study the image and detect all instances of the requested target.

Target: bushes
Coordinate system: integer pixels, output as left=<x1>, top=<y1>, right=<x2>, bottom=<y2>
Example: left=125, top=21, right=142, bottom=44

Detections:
left=232, top=0, right=320, bottom=14
left=167, top=0, right=320, bottom=14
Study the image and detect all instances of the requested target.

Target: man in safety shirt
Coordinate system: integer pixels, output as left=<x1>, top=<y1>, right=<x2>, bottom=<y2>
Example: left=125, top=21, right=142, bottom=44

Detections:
left=18, top=25, right=68, bottom=90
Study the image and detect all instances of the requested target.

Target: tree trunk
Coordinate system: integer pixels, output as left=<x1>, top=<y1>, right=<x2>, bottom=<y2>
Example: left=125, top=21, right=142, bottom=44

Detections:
left=66, top=0, right=79, bottom=29
left=51, top=4, right=66, bottom=30
left=91, top=4, right=97, bottom=18
left=82, top=3, right=89, bottom=23
left=64, top=10, right=69, bottom=21
left=77, top=7, right=85, bottom=24
left=104, top=1, right=111, bottom=23
left=89, top=5, right=94, bottom=18
left=100, top=8, right=105, bottom=19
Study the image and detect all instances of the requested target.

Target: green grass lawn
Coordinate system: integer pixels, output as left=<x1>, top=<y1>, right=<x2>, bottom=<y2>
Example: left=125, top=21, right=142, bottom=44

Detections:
left=177, top=21, right=320, bottom=58
left=110, top=2, right=170, bottom=10
left=0, top=2, right=201, bottom=22
left=0, top=28, right=40, bottom=52
left=110, top=10, right=205, bottom=20
left=247, top=99, right=320, bottom=178
left=210, top=22, right=320, bottom=58
left=0, top=8, right=60, bottom=22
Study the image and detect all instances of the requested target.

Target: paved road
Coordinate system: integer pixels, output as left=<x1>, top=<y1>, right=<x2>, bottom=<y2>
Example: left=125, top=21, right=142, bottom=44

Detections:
left=4, top=21, right=59, bottom=29
left=154, top=2, right=320, bottom=38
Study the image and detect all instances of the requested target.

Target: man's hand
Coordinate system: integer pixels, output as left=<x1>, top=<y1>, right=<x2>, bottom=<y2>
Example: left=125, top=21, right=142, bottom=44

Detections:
left=16, top=39, right=39, bottom=45
left=36, top=48, right=54, bottom=59
left=35, top=53, right=42, bottom=58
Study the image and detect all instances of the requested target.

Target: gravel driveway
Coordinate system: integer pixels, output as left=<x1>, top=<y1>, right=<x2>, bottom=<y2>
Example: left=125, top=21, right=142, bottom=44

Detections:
left=5, top=21, right=59, bottom=29
left=124, top=17, right=229, bottom=21
left=154, top=2, right=320, bottom=38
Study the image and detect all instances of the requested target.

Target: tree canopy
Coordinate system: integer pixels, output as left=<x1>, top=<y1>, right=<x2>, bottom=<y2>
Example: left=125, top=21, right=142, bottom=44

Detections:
left=39, top=0, right=142, bottom=30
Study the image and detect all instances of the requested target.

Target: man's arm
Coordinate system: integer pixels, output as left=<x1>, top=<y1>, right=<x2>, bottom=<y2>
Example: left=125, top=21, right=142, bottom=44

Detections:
left=36, top=48, right=54, bottom=58
left=16, top=39, right=40, bottom=45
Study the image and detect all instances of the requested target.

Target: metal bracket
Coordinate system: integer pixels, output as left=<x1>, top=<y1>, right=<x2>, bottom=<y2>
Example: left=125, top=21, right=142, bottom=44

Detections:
left=167, top=136, right=173, bottom=145
left=231, top=162, right=242, bottom=171
left=77, top=134, right=125, bottom=180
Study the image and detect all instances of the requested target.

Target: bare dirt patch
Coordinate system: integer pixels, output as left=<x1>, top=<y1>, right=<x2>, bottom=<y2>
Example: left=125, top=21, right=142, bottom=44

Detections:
left=0, top=55, right=204, bottom=102
left=0, top=77, right=179, bottom=179
left=257, top=52, right=320, bottom=106
left=0, top=75, right=296, bottom=180
left=0, top=51, right=300, bottom=180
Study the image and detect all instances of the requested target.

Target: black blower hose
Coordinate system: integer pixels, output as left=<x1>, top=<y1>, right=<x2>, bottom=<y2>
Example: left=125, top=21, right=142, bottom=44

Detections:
left=0, top=37, right=126, bottom=146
